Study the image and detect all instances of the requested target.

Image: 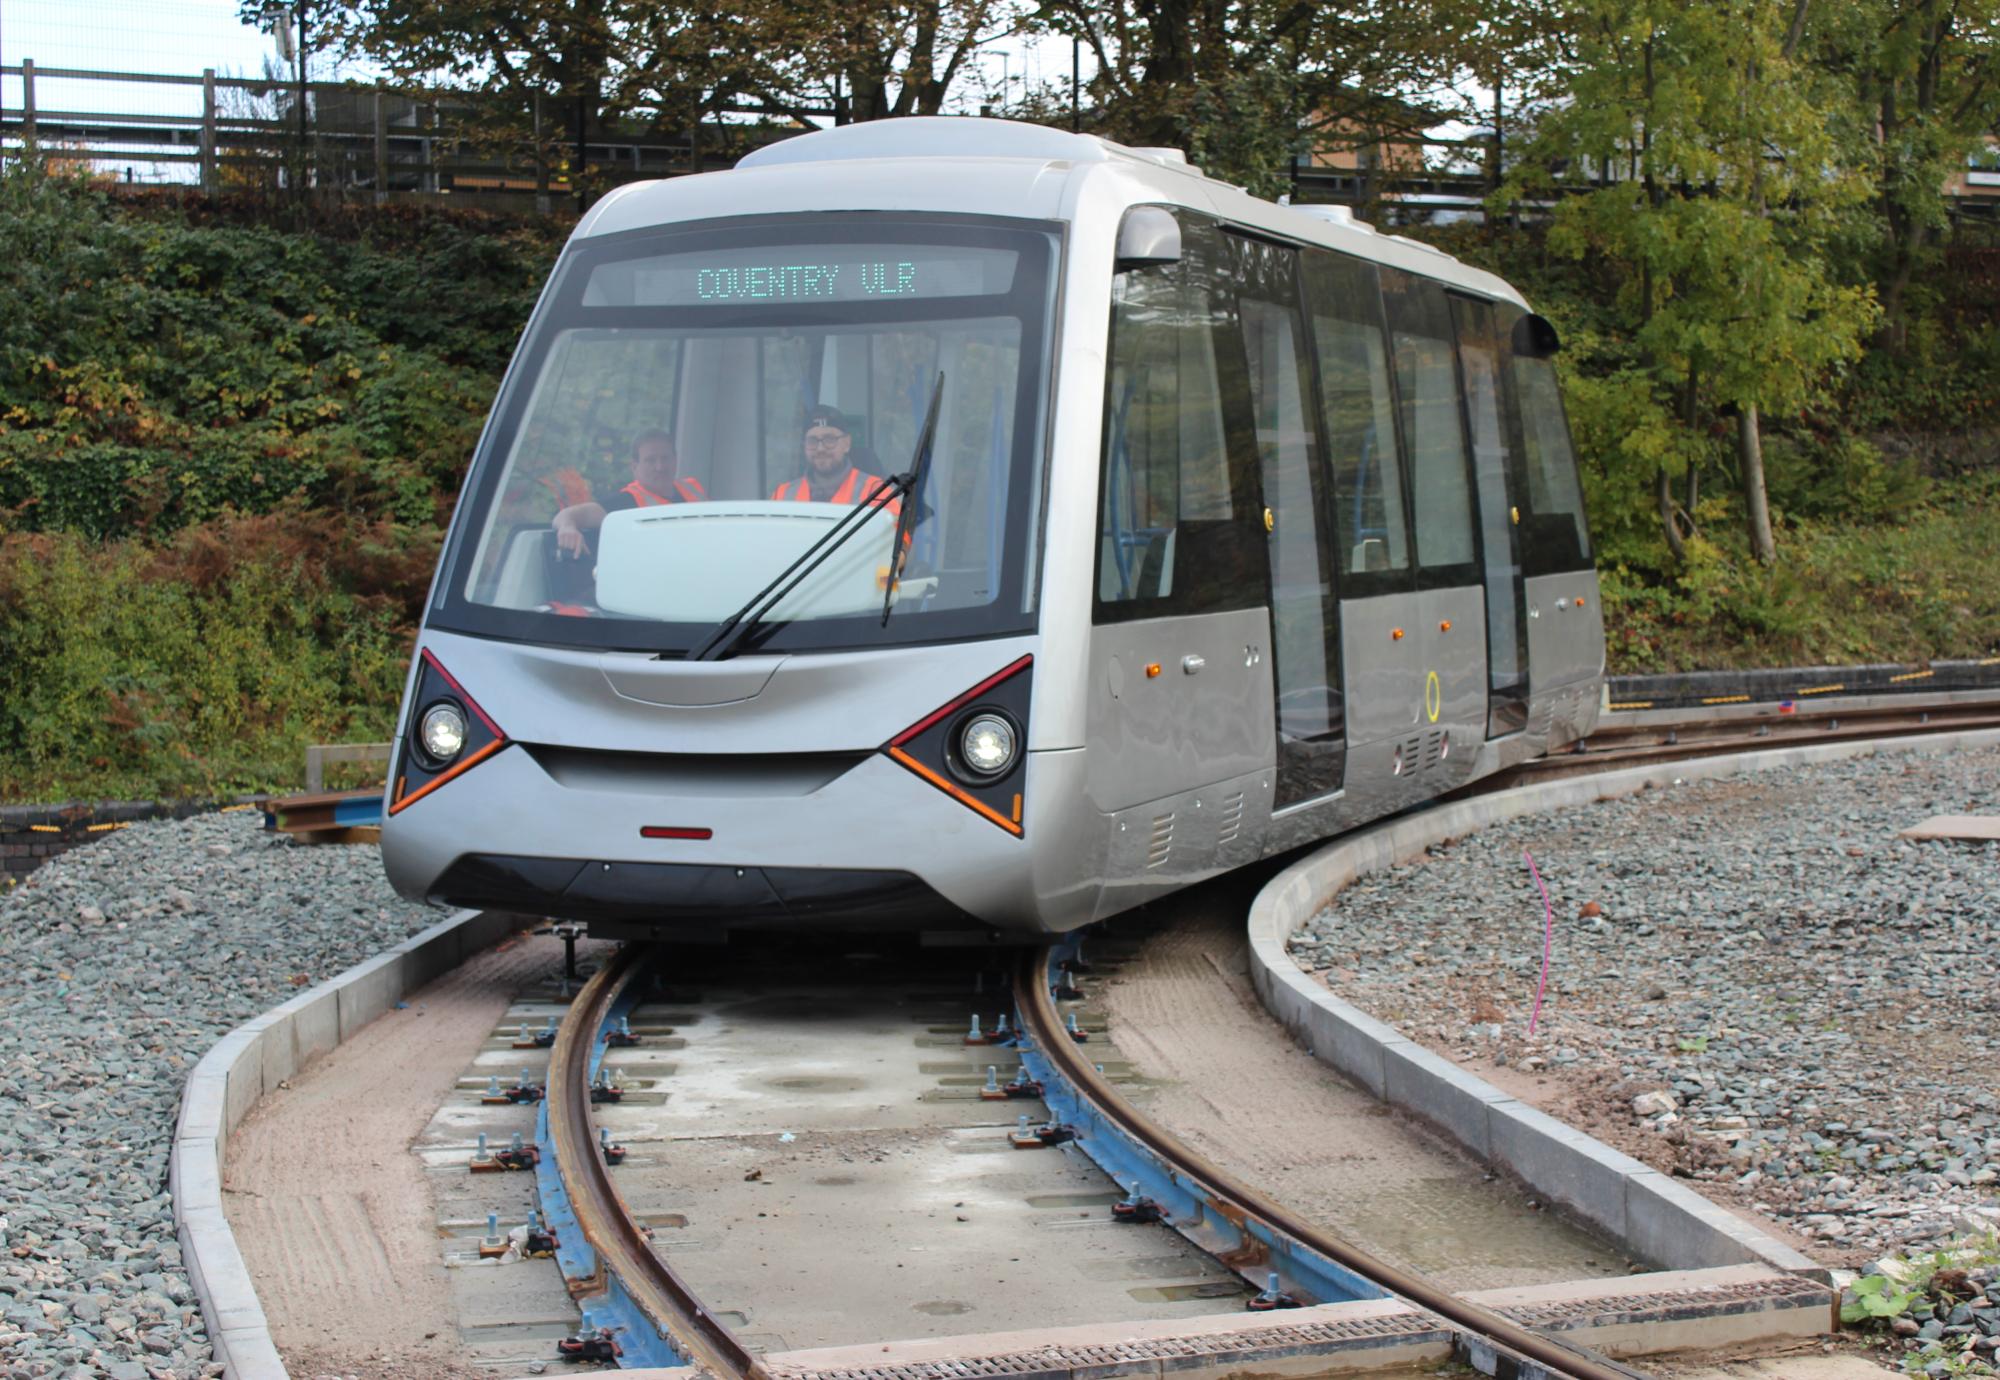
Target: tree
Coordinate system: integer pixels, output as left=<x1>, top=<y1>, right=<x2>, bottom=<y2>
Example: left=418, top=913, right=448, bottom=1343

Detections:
left=1817, top=0, right=2000, bottom=352
left=1031, top=0, right=1474, bottom=195
left=1503, top=0, right=1878, bottom=566
left=323, top=0, right=631, bottom=204
left=236, top=0, right=350, bottom=198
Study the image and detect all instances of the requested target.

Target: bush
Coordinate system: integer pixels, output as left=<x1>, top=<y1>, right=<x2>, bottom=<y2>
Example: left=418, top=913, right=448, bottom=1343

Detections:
left=0, top=164, right=551, bottom=540
left=1598, top=479, right=2000, bottom=672
left=0, top=506, right=437, bottom=801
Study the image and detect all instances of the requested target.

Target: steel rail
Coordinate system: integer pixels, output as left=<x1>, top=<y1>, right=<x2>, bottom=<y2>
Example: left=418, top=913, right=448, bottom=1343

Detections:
left=1501, top=701, right=2000, bottom=784
left=550, top=945, right=765, bottom=1379
left=1014, top=947, right=1646, bottom=1380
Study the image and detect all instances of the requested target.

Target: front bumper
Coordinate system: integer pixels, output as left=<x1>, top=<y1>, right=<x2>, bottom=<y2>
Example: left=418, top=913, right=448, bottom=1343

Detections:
left=431, top=853, right=983, bottom=933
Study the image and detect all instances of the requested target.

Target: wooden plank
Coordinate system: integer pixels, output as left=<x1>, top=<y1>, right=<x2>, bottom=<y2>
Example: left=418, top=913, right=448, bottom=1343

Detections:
left=1899, top=814, right=2000, bottom=841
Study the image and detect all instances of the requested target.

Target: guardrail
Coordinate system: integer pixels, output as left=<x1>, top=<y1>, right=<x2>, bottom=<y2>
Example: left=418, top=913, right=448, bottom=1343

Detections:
left=0, top=61, right=817, bottom=202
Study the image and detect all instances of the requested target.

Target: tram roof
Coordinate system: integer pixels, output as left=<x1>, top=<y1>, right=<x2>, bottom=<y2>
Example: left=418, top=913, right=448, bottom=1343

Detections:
left=574, top=117, right=1526, bottom=308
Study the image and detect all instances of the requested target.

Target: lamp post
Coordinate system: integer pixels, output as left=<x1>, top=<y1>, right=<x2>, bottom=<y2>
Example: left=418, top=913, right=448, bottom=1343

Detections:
left=1071, top=38, right=1080, bottom=132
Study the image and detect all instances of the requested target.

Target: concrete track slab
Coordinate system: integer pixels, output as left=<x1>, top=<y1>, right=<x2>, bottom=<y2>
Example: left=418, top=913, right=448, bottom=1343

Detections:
left=1898, top=812, right=2000, bottom=840
left=590, top=946, right=1257, bottom=1352
left=223, top=931, right=578, bottom=1379
left=1089, top=900, right=1633, bottom=1292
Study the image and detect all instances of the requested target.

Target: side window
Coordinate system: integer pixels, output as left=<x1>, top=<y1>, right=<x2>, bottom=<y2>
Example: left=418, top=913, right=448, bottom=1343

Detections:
left=1301, top=251, right=1409, bottom=590
left=1505, top=325, right=1593, bottom=575
left=1379, top=269, right=1478, bottom=584
left=1096, top=215, right=1263, bottom=619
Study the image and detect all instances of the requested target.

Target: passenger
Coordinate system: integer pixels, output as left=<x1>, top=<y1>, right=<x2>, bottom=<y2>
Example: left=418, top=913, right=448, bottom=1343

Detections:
left=771, top=407, right=902, bottom=518
left=553, top=429, right=704, bottom=560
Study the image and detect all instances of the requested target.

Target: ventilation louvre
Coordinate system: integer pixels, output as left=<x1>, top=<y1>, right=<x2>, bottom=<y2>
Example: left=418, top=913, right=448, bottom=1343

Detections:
left=1217, top=792, right=1246, bottom=847
left=1146, top=813, right=1176, bottom=869
left=1422, top=730, right=1446, bottom=770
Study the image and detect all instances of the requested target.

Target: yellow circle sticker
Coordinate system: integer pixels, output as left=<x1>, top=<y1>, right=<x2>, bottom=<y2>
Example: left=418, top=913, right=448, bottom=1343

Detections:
left=1424, top=670, right=1442, bottom=724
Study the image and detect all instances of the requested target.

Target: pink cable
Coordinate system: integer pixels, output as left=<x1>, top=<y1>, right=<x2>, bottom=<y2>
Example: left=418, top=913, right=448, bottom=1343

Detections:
left=1523, top=848, right=1554, bottom=1036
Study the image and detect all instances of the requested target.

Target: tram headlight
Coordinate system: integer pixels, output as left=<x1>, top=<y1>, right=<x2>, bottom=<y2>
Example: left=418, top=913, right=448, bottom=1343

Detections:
left=418, top=701, right=469, bottom=765
left=957, top=713, right=1018, bottom=779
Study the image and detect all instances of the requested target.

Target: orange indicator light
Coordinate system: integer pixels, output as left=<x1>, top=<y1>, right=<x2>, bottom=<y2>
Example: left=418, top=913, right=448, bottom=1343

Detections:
left=1145, top=662, right=1162, bottom=678
left=1390, top=628, right=1405, bottom=641
left=1439, top=620, right=1452, bottom=632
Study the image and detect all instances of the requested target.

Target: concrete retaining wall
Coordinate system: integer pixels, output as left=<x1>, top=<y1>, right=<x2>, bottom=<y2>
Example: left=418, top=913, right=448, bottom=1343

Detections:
left=169, top=908, right=536, bottom=1379
left=1247, top=728, right=2000, bottom=1279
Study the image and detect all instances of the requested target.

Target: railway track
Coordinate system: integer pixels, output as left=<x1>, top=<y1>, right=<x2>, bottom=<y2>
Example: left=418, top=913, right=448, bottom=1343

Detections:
left=540, top=937, right=1653, bottom=1378
left=523, top=690, right=2000, bottom=1376
left=1010, top=945, right=1649, bottom=1380
left=547, top=945, right=768, bottom=1375
left=1494, top=691, right=2000, bottom=785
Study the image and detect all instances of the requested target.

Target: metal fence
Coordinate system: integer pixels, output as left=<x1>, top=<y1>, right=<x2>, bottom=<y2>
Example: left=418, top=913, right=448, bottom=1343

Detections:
left=0, top=60, right=1526, bottom=218
left=0, top=61, right=816, bottom=206
left=4, top=58, right=1993, bottom=221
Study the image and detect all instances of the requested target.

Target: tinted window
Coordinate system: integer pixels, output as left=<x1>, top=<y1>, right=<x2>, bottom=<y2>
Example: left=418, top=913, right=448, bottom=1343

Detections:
left=1507, top=338, right=1593, bottom=574
left=1451, top=295, right=1527, bottom=705
left=1302, top=252, right=1409, bottom=591
left=1380, top=269, right=1478, bottom=583
left=1233, top=234, right=1344, bottom=801
left=432, top=213, right=1057, bottom=655
left=1096, top=216, right=1264, bottom=619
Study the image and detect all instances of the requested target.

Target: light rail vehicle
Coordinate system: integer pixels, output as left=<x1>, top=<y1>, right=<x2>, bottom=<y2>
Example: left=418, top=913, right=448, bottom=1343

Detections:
left=379, top=117, right=1605, bottom=939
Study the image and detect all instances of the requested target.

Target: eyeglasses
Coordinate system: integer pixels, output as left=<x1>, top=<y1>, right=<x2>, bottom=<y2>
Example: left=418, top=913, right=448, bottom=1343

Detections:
left=804, top=432, right=846, bottom=450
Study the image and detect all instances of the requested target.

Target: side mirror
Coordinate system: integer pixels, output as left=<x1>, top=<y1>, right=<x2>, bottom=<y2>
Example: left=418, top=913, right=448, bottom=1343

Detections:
left=1115, top=207, right=1182, bottom=272
left=1512, top=313, right=1561, bottom=359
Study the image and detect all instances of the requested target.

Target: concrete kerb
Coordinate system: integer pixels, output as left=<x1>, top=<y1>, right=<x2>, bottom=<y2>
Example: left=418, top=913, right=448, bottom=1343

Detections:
left=1247, top=726, right=2000, bottom=1282
left=169, top=906, right=538, bottom=1380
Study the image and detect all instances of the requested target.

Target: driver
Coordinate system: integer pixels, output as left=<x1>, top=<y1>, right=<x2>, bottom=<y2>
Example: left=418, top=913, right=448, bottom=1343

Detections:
left=553, top=429, right=703, bottom=560
left=771, top=407, right=901, bottom=518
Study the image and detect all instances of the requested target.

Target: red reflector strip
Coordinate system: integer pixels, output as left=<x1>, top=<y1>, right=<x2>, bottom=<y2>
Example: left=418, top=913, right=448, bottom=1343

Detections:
left=890, top=654, right=1032, bottom=747
left=419, top=647, right=503, bottom=737
left=640, top=826, right=713, bottom=841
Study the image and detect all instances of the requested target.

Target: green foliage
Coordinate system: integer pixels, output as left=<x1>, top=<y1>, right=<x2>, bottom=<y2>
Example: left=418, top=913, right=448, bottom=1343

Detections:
left=1846, top=1234, right=2000, bottom=1376
left=0, top=507, right=437, bottom=802
left=0, top=166, right=560, bottom=803
left=1596, top=478, right=2000, bottom=671
left=0, top=165, right=554, bottom=539
left=1760, top=433, right=1928, bottom=521
left=1841, top=1273, right=1916, bottom=1324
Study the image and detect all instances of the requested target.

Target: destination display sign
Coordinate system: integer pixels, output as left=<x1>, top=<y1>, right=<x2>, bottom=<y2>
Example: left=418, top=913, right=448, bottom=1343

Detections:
left=585, top=244, right=1018, bottom=307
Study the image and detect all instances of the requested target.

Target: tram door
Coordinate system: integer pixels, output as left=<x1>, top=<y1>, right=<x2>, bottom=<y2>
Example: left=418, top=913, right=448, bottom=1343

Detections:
left=1232, top=236, right=1344, bottom=807
left=1450, top=296, right=1530, bottom=737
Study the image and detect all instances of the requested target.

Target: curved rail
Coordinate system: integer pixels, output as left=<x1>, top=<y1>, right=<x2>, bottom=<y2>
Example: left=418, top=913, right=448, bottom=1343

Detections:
left=1503, top=697, right=2000, bottom=785
left=1014, top=946, right=1644, bottom=1380
left=550, top=945, right=765, bottom=1379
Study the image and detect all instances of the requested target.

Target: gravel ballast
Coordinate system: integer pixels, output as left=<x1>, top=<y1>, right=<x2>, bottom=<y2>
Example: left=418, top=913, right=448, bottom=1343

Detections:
left=0, top=810, right=434, bottom=1380
left=1286, top=746, right=2000, bottom=1268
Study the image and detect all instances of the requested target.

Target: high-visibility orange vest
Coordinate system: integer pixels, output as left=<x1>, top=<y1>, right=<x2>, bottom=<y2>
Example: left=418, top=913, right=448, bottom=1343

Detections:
left=771, top=468, right=901, bottom=517
left=621, top=476, right=706, bottom=506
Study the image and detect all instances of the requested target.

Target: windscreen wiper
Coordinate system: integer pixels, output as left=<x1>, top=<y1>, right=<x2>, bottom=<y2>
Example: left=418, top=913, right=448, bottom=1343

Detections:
left=880, top=372, right=945, bottom=626
left=684, top=484, right=902, bottom=661
left=684, top=374, right=948, bottom=660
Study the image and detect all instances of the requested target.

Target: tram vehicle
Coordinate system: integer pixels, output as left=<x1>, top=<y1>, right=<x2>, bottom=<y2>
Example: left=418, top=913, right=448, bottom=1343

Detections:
left=379, top=117, right=1604, bottom=939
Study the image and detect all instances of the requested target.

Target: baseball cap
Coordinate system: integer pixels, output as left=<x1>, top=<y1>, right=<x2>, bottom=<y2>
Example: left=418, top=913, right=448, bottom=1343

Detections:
left=803, top=405, right=850, bottom=434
